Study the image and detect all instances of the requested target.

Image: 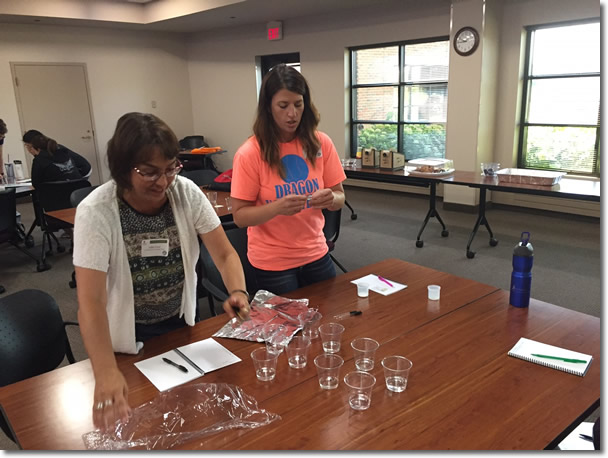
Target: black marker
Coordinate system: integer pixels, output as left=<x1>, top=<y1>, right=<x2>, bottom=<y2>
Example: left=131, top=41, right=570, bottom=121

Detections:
left=333, top=310, right=362, bottom=320
left=162, top=357, right=189, bottom=373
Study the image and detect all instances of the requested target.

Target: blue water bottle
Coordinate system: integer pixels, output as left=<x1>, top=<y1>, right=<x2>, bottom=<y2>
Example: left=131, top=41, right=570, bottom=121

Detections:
left=509, top=231, right=533, bottom=308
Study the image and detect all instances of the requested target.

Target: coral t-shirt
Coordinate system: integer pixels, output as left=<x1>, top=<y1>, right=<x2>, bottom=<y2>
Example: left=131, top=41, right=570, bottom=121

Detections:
left=231, top=131, right=346, bottom=271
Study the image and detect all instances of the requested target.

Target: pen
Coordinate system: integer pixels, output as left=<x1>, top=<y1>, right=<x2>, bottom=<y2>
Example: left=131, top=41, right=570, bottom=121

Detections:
left=162, top=357, right=189, bottom=373
left=333, top=310, right=362, bottom=320
left=579, top=434, right=594, bottom=442
left=377, top=276, right=393, bottom=287
left=531, top=354, right=587, bottom=364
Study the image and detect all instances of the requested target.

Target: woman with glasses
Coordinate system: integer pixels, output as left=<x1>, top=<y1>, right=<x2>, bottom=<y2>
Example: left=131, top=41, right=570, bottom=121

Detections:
left=231, top=64, right=346, bottom=295
left=72, top=112, right=249, bottom=429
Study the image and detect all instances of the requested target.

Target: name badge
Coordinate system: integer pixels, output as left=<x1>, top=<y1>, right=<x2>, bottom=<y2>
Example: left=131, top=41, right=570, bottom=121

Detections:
left=141, top=239, right=169, bottom=257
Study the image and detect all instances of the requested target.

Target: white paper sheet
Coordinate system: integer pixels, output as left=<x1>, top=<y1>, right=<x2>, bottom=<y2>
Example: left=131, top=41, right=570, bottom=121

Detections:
left=557, top=421, right=595, bottom=450
left=351, top=274, right=407, bottom=296
left=134, top=338, right=241, bottom=392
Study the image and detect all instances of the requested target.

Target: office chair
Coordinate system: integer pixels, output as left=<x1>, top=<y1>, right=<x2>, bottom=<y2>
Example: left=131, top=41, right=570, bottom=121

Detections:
left=32, top=179, right=91, bottom=271
left=0, top=289, right=77, bottom=442
left=322, top=208, right=347, bottom=273
left=199, top=227, right=258, bottom=316
left=68, top=185, right=98, bottom=288
left=179, top=135, right=207, bottom=150
left=0, top=187, right=42, bottom=271
left=180, top=169, right=219, bottom=187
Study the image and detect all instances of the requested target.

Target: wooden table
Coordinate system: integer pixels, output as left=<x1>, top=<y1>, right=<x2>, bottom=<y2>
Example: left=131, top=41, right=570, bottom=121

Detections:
left=0, top=259, right=599, bottom=450
left=45, top=189, right=233, bottom=226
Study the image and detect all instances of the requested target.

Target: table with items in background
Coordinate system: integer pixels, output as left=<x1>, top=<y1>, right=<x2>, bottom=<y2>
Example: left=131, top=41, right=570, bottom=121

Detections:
left=0, top=258, right=599, bottom=450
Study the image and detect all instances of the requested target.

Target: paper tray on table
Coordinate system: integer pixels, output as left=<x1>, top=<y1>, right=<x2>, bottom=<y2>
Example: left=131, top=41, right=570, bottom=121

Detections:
left=495, top=168, right=565, bottom=186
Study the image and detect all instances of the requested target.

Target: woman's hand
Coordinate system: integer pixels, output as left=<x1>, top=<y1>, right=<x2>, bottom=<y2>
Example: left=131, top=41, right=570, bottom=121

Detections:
left=274, top=194, right=308, bottom=216
left=309, top=188, right=335, bottom=209
left=92, top=367, right=131, bottom=430
left=223, top=290, right=250, bottom=320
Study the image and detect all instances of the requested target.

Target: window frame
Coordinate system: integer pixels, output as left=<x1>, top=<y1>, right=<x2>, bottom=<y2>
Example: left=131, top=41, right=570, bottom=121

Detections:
left=349, top=35, right=449, bottom=159
left=517, top=18, right=600, bottom=177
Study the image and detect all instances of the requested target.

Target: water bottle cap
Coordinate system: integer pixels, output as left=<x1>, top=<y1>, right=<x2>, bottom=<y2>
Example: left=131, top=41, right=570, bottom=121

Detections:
left=514, top=231, right=533, bottom=256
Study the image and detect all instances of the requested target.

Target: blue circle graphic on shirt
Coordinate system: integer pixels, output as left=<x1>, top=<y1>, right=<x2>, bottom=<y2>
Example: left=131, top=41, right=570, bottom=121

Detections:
left=281, top=155, right=309, bottom=183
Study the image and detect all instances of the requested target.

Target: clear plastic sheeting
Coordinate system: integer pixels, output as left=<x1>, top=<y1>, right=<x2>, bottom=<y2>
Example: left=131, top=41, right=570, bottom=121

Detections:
left=213, top=289, right=310, bottom=343
left=82, top=383, right=280, bottom=450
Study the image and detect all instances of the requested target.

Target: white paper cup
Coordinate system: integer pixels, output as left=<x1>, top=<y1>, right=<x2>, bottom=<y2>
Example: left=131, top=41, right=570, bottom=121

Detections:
left=357, top=282, right=369, bottom=298
left=427, top=285, right=441, bottom=300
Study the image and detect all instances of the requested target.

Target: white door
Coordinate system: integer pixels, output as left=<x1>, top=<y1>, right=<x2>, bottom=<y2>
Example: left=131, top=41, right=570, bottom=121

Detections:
left=12, top=63, right=101, bottom=185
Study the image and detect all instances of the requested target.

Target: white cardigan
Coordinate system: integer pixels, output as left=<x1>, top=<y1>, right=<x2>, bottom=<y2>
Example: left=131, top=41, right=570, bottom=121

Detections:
left=73, top=176, right=220, bottom=354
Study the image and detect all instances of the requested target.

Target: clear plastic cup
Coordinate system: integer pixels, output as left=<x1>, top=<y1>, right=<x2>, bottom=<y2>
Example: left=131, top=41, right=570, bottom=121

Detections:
left=381, top=355, right=413, bottom=392
left=314, top=354, right=344, bottom=390
left=351, top=337, right=380, bottom=371
left=357, top=282, right=370, bottom=298
left=261, top=322, right=289, bottom=356
left=285, top=336, right=311, bottom=369
left=225, top=196, right=232, bottom=211
left=298, top=310, right=323, bottom=339
left=206, top=191, right=217, bottom=207
left=318, top=322, right=345, bottom=354
left=344, top=371, right=376, bottom=410
left=250, top=347, right=279, bottom=381
left=427, top=285, right=441, bottom=300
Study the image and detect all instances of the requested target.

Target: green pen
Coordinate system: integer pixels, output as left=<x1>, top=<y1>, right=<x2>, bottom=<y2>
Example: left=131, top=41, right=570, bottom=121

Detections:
left=531, top=354, right=587, bottom=364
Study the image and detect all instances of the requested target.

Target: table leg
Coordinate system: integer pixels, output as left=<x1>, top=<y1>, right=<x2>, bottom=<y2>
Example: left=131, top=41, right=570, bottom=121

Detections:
left=466, top=188, right=498, bottom=258
left=415, top=182, right=449, bottom=248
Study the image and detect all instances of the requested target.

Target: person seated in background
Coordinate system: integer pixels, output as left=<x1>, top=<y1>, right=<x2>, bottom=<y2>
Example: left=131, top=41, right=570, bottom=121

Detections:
left=0, top=118, right=6, bottom=179
left=22, top=129, right=92, bottom=188
left=230, top=64, right=346, bottom=295
left=73, top=112, right=250, bottom=430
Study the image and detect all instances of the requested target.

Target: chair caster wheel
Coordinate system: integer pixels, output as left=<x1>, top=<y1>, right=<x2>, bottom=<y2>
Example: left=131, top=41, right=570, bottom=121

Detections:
left=69, top=280, right=77, bottom=288
left=37, top=263, right=51, bottom=272
left=57, top=246, right=66, bottom=253
left=416, top=240, right=424, bottom=248
left=25, top=236, right=35, bottom=248
left=350, top=214, right=358, bottom=220
left=489, top=238, right=498, bottom=247
left=466, top=251, right=475, bottom=259
left=441, top=230, right=449, bottom=237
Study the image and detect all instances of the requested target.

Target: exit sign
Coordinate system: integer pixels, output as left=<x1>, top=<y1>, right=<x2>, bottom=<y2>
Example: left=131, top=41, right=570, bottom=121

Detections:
left=267, top=21, right=283, bottom=41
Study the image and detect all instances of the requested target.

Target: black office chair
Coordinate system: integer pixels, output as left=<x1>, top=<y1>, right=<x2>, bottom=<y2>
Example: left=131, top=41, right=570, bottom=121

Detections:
left=0, top=188, right=42, bottom=271
left=180, top=169, right=219, bottom=187
left=179, top=135, right=208, bottom=150
left=322, top=208, right=347, bottom=273
left=0, top=289, right=77, bottom=442
left=32, top=179, right=91, bottom=271
left=199, top=227, right=258, bottom=316
left=68, top=185, right=98, bottom=288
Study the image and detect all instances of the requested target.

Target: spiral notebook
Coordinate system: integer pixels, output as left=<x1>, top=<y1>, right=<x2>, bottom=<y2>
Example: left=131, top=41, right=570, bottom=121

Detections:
left=508, top=337, right=592, bottom=377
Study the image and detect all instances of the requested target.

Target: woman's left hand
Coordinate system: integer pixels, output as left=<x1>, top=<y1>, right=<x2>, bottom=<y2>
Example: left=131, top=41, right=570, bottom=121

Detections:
left=309, top=189, right=335, bottom=209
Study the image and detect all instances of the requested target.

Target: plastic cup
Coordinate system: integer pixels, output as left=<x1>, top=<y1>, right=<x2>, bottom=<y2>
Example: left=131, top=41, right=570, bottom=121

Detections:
left=351, top=337, right=380, bottom=371
left=357, top=282, right=370, bottom=298
left=298, top=310, right=323, bottom=339
left=285, top=336, right=311, bottom=369
left=314, top=354, right=344, bottom=390
left=250, top=347, right=279, bottom=381
left=206, top=191, right=217, bottom=206
left=318, top=322, right=345, bottom=354
left=427, top=285, right=441, bottom=300
left=225, top=196, right=232, bottom=211
left=261, top=322, right=289, bottom=356
left=344, top=371, right=376, bottom=410
left=381, top=356, right=413, bottom=392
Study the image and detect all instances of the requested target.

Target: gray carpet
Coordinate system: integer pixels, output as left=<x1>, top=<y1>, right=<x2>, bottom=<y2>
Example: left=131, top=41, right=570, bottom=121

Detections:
left=0, top=185, right=600, bottom=450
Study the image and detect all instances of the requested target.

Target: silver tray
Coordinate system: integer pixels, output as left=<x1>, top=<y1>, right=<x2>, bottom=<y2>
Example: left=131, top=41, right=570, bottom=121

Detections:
left=495, top=168, right=565, bottom=186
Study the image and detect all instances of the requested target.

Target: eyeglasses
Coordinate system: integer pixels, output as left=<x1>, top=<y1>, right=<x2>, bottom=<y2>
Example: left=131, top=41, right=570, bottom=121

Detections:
left=133, top=160, right=183, bottom=182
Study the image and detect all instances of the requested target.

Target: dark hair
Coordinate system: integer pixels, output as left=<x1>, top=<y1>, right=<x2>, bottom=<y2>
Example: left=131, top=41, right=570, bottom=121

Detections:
left=22, top=129, right=43, bottom=143
left=0, top=119, right=6, bottom=136
left=29, top=133, right=58, bottom=156
left=107, top=112, right=180, bottom=191
left=253, top=64, right=320, bottom=178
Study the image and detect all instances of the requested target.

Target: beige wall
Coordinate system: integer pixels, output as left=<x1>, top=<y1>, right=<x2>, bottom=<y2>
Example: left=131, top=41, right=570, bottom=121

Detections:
left=0, top=23, right=193, bottom=182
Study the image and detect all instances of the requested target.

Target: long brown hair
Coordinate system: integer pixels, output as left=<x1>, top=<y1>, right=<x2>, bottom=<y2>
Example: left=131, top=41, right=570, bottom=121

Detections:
left=107, top=112, right=179, bottom=191
left=29, top=134, right=58, bottom=156
left=253, top=64, right=320, bottom=178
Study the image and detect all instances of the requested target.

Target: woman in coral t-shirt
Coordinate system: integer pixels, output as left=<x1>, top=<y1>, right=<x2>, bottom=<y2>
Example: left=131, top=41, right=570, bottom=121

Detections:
left=231, top=64, right=346, bottom=295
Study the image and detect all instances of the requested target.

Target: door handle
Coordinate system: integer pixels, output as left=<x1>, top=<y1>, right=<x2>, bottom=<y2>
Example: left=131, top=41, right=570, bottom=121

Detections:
left=81, top=135, right=92, bottom=140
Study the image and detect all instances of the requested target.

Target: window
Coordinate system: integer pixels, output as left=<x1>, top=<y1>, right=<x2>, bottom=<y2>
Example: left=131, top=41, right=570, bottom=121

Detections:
left=349, top=37, right=449, bottom=160
left=518, top=20, right=600, bottom=176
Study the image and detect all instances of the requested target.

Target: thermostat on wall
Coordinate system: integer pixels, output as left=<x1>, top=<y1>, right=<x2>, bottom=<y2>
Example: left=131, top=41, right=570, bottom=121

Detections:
left=267, top=21, right=283, bottom=41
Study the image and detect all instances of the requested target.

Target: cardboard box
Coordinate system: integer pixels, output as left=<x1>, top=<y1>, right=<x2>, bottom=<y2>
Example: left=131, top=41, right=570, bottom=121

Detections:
left=380, top=150, right=405, bottom=170
left=361, top=148, right=380, bottom=168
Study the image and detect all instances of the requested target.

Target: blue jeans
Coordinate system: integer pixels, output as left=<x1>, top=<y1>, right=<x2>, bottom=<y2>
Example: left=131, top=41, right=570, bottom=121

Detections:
left=254, top=253, right=336, bottom=296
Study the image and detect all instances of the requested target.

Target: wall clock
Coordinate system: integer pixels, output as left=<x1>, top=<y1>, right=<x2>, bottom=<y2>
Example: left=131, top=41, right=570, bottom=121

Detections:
left=454, top=26, right=479, bottom=56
